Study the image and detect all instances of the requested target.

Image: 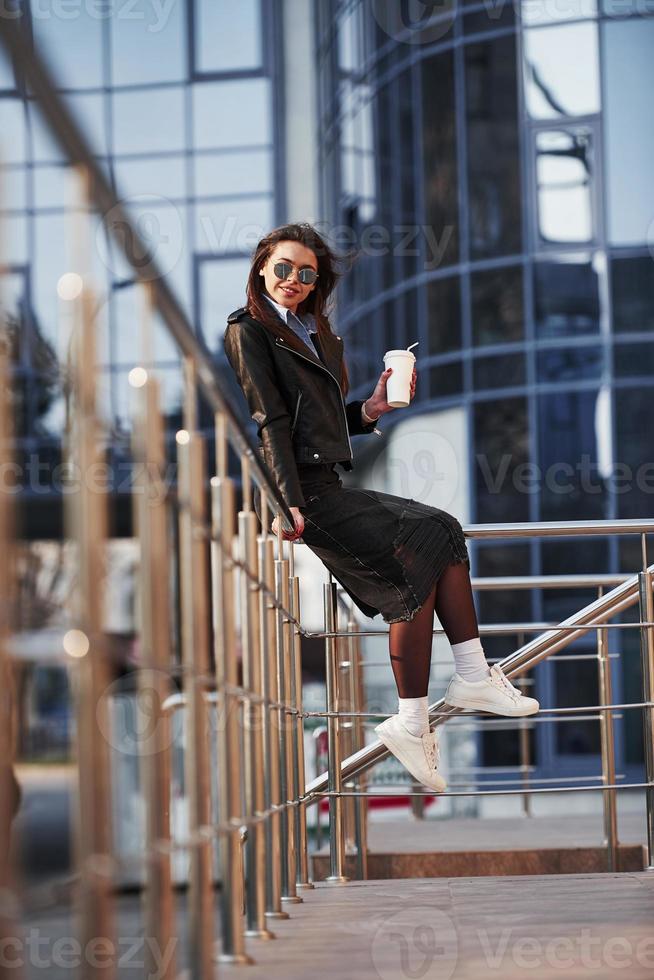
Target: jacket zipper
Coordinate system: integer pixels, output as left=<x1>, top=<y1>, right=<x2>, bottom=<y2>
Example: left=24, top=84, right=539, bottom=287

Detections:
left=275, top=339, right=354, bottom=459
left=291, top=390, right=303, bottom=436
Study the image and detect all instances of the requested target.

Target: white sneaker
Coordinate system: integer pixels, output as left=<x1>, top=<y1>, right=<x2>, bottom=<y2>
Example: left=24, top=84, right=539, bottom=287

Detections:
left=444, top=664, right=539, bottom=717
left=374, top=714, right=447, bottom=792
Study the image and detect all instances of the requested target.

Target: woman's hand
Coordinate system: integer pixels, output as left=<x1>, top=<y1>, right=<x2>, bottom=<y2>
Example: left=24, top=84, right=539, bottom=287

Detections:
left=271, top=505, right=305, bottom=541
left=364, top=365, right=417, bottom=417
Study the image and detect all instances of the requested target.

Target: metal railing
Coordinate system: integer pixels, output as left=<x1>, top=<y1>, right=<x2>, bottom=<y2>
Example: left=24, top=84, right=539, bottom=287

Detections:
left=1, top=16, right=653, bottom=980
left=306, top=525, right=654, bottom=883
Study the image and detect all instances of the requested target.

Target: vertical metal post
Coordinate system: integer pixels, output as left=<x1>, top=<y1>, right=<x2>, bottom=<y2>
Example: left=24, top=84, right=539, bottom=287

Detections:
left=177, top=359, right=214, bottom=978
left=210, top=412, right=254, bottom=962
left=64, top=166, right=116, bottom=980
left=312, top=729, right=326, bottom=855
left=130, top=356, right=177, bottom=979
left=261, top=528, right=288, bottom=921
left=238, top=466, right=274, bottom=939
left=596, top=587, right=618, bottom=872
left=340, top=619, right=358, bottom=844
left=276, top=548, right=301, bottom=904
left=516, top=632, right=532, bottom=817
left=349, top=613, right=368, bottom=880
left=324, top=581, right=348, bottom=883
left=638, top=569, right=654, bottom=871
left=290, top=575, right=313, bottom=889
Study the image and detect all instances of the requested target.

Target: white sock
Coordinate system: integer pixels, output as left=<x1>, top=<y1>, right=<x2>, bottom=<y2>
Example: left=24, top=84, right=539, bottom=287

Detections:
left=397, top=695, right=430, bottom=737
left=451, top=637, right=491, bottom=683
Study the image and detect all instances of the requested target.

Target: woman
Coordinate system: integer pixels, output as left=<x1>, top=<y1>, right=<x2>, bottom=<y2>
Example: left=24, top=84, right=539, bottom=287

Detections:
left=223, top=223, right=538, bottom=792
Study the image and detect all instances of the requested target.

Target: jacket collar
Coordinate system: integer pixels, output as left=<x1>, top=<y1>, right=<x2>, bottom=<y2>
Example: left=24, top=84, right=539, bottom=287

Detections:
left=253, top=301, right=343, bottom=383
left=263, top=292, right=317, bottom=333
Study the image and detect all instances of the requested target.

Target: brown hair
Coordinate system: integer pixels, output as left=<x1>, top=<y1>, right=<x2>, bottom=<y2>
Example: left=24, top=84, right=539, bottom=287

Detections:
left=245, top=222, right=351, bottom=397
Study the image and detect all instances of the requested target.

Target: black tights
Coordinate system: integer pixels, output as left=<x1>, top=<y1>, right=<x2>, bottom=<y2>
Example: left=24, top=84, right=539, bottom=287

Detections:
left=389, top=561, right=480, bottom=699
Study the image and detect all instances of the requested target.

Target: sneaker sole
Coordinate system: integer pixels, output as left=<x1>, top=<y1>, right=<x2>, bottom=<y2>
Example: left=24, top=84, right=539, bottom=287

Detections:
left=375, top=723, right=447, bottom=793
left=444, top=694, right=539, bottom=717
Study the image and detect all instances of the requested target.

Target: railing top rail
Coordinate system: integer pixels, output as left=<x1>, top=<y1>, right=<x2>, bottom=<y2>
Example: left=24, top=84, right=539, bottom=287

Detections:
left=463, top=519, right=654, bottom=538
left=471, top=574, right=630, bottom=590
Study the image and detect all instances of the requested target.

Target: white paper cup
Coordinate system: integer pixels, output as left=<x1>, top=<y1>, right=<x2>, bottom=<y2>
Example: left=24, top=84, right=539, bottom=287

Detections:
left=383, top=349, right=415, bottom=407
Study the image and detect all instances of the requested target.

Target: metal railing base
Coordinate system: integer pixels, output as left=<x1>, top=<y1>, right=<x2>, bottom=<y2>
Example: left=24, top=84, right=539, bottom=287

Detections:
left=215, top=952, right=255, bottom=966
left=244, top=928, right=276, bottom=941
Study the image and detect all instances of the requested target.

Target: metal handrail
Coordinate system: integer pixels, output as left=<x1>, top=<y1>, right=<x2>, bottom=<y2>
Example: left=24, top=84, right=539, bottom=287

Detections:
left=471, top=574, right=630, bottom=590
left=464, top=519, right=654, bottom=538
left=306, top=560, right=654, bottom=795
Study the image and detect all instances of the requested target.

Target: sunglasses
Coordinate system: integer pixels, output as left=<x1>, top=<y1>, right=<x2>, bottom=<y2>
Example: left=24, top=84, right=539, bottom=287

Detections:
left=272, top=261, right=319, bottom=286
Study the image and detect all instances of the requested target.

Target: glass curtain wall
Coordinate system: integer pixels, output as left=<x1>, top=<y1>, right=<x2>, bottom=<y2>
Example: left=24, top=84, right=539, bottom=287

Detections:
left=316, top=0, right=654, bottom=780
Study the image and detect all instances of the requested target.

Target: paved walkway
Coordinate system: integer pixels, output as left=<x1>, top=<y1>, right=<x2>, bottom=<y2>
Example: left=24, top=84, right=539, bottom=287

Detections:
left=219, top=873, right=654, bottom=980
left=16, top=871, right=654, bottom=978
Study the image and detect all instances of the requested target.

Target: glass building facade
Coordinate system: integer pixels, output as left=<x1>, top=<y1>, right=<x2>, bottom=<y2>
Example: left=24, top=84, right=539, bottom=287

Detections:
left=315, top=0, right=654, bottom=780
left=0, top=0, right=284, bottom=538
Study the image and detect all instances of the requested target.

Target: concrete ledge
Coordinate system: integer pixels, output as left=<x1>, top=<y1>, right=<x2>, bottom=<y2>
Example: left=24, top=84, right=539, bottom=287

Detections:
left=312, top=843, right=646, bottom=880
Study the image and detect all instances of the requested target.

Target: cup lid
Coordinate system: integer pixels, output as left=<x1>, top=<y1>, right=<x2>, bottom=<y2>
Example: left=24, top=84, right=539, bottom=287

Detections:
left=384, top=349, right=416, bottom=359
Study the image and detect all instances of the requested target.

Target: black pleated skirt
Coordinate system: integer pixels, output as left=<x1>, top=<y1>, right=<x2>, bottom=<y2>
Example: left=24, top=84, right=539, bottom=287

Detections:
left=254, top=461, right=470, bottom=624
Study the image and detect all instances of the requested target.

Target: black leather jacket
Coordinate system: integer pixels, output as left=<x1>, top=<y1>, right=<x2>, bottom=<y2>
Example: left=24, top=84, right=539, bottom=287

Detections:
left=223, top=307, right=382, bottom=507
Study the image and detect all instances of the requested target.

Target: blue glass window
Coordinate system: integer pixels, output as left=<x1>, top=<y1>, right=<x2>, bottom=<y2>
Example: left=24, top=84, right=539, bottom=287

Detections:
left=538, top=390, right=607, bottom=521
left=615, top=387, right=654, bottom=519
left=523, top=23, right=600, bottom=119
left=603, top=19, right=654, bottom=246
left=474, top=353, right=526, bottom=390
left=198, top=256, right=252, bottom=352
left=427, top=276, right=461, bottom=354
left=421, top=51, right=459, bottom=268
left=0, top=99, right=26, bottom=164
left=113, top=87, right=185, bottom=155
left=534, top=255, right=601, bottom=338
left=193, top=79, right=271, bottom=149
left=111, top=1, right=186, bottom=85
left=471, top=266, right=524, bottom=346
left=194, top=150, right=272, bottom=197
left=194, top=0, right=262, bottom=74
left=29, top=2, right=104, bottom=89
left=536, top=129, right=595, bottom=245
left=537, top=346, right=602, bottom=382
left=474, top=397, right=530, bottom=522
left=611, top=256, right=654, bottom=334
left=465, top=36, right=522, bottom=259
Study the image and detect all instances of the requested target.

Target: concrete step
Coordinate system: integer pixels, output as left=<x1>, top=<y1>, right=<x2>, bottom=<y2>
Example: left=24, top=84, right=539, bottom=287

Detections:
left=312, top=814, right=647, bottom=880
